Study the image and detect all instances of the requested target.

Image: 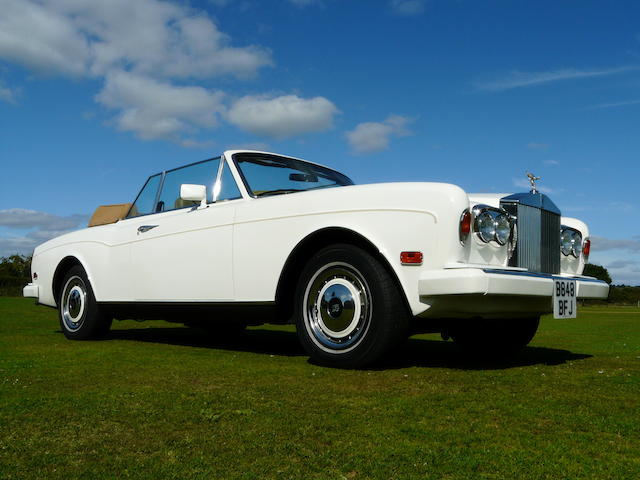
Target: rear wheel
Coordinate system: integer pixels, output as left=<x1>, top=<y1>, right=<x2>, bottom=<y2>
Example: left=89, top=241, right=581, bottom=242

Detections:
left=295, top=244, right=408, bottom=368
left=58, top=265, right=112, bottom=340
left=450, top=317, right=540, bottom=357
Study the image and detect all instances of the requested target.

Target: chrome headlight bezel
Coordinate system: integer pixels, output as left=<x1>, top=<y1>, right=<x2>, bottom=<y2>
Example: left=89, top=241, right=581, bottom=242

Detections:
left=560, top=226, right=583, bottom=258
left=472, top=205, right=514, bottom=247
left=476, top=211, right=496, bottom=243
left=571, top=231, right=583, bottom=258
left=561, top=229, right=573, bottom=256
left=494, top=213, right=511, bottom=246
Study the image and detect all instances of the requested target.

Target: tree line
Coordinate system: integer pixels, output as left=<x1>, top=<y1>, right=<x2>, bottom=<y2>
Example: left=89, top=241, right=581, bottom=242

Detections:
left=0, top=255, right=32, bottom=296
left=0, top=256, right=638, bottom=304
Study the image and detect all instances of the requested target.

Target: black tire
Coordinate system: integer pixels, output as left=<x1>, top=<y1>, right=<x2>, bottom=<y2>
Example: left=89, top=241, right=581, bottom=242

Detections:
left=58, top=265, right=112, bottom=340
left=295, top=243, right=409, bottom=368
left=450, top=317, right=540, bottom=358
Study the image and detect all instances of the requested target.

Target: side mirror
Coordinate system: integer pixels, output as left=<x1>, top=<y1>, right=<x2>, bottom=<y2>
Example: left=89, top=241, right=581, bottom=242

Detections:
left=180, top=184, right=207, bottom=208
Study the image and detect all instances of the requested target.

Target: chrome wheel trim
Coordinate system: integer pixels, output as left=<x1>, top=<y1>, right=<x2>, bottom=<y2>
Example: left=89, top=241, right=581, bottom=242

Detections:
left=61, top=276, right=87, bottom=332
left=303, top=262, right=372, bottom=354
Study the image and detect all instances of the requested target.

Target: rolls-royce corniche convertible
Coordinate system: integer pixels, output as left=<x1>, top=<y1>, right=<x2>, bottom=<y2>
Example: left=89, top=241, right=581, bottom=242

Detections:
left=24, top=150, right=609, bottom=367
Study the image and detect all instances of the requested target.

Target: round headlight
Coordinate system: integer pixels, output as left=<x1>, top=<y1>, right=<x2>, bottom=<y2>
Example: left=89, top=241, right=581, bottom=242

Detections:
left=477, top=211, right=495, bottom=243
left=561, top=229, right=573, bottom=256
left=571, top=231, right=582, bottom=258
left=494, top=213, right=511, bottom=246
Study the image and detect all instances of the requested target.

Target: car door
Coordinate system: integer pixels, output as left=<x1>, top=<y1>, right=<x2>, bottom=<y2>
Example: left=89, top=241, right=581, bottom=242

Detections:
left=118, top=157, right=242, bottom=302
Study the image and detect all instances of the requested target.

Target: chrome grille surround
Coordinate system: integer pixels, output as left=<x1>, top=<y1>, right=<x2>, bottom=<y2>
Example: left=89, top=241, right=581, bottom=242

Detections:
left=500, top=192, right=561, bottom=274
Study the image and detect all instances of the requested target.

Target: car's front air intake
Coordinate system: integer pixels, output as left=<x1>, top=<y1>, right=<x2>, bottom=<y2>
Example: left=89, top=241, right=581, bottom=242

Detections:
left=501, top=192, right=561, bottom=274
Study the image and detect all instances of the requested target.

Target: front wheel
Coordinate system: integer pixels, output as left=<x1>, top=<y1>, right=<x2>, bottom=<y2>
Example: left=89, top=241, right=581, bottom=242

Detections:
left=295, top=244, right=408, bottom=368
left=58, top=265, right=112, bottom=340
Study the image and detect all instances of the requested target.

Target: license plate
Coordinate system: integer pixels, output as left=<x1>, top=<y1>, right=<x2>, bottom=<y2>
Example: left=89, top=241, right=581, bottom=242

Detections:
left=553, top=279, right=577, bottom=319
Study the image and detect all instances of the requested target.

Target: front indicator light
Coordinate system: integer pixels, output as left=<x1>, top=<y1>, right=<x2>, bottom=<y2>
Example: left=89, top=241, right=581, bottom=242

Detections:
left=400, top=251, right=423, bottom=265
left=583, top=238, right=591, bottom=260
left=459, top=210, right=471, bottom=244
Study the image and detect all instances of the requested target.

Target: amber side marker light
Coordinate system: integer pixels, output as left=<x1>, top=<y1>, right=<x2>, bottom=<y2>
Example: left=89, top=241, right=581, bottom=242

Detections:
left=401, top=251, right=423, bottom=265
left=583, top=239, right=591, bottom=259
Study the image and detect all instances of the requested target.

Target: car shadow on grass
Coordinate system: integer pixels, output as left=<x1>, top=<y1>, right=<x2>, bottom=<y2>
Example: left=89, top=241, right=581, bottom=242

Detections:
left=107, top=325, right=306, bottom=357
left=368, top=337, right=593, bottom=371
left=103, top=325, right=592, bottom=370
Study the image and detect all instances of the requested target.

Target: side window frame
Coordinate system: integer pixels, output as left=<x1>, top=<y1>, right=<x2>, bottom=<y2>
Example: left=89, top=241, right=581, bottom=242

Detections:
left=126, top=156, right=223, bottom=219
left=125, top=173, right=163, bottom=219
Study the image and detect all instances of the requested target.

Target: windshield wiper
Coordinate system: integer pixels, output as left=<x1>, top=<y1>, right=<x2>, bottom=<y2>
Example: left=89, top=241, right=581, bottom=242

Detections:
left=255, top=188, right=303, bottom=197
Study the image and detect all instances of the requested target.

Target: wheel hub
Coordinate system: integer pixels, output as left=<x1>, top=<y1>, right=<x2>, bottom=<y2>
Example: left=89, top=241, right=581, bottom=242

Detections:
left=61, top=277, right=87, bottom=331
left=304, top=263, right=371, bottom=352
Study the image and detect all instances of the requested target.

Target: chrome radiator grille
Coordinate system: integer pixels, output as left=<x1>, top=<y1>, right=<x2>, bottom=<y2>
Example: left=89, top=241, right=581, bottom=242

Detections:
left=501, top=193, right=561, bottom=274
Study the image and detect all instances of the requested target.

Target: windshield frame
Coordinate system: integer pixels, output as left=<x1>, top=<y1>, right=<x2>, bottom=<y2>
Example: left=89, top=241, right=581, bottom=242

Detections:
left=231, top=152, right=354, bottom=199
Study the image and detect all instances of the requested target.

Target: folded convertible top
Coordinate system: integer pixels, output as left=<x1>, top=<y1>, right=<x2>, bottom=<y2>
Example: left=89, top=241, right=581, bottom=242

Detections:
left=88, top=203, right=131, bottom=227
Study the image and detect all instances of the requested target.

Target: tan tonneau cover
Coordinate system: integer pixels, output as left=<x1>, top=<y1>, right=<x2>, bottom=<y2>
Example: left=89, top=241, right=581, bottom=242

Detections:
left=88, top=203, right=131, bottom=227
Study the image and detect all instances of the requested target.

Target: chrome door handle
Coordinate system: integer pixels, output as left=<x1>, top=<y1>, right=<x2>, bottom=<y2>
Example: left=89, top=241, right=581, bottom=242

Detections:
left=137, top=225, right=158, bottom=234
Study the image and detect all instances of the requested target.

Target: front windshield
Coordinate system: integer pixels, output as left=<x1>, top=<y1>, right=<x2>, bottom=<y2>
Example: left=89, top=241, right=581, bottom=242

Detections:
left=234, top=153, right=354, bottom=198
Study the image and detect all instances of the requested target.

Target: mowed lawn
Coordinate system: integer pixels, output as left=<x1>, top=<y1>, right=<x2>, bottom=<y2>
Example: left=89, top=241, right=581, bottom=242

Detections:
left=1, top=298, right=638, bottom=480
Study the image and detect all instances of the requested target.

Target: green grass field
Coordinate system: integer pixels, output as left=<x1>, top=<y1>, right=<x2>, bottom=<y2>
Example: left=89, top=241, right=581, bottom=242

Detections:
left=1, top=298, right=638, bottom=479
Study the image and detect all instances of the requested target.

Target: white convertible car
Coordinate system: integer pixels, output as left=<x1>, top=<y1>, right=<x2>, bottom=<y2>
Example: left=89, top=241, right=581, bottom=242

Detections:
left=24, top=150, right=608, bottom=367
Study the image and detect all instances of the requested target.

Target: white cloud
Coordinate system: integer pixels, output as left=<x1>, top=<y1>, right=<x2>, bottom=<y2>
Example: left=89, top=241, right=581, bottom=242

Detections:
left=603, top=258, right=640, bottom=285
left=227, top=94, right=338, bottom=139
left=0, top=0, right=90, bottom=76
left=0, top=235, right=37, bottom=257
left=225, top=142, right=271, bottom=151
left=585, top=99, right=640, bottom=110
left=544, top=159, right=559, bottom=166
left=0, top=209, right=89, bottom=257
left=390, top=0, right=426, bottom=15
left=0, top=0, right=272, bottom=80
left=346, top=115, right=413, bottom=154
left=96, top=71, right=225, bottom=141
left=475, top=66, right=634, bottom=91
left=0, top=209, right=87, bottom=231
left=0, top=80, right=16, bottom=104
left=607, top=259, right=640, bottom=270
left=591, top=236, right=640, bottom=253
left=0, top=0, right=340, bottom=145
left=0, top=0, right=274, bottom=143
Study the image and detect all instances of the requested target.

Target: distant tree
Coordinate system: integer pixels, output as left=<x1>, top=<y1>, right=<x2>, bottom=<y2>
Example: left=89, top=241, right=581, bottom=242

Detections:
left=583, top=263, right=612, bottom=284
left=0, top=255, right=32, bottom=296
left=608, top=285, right=640, bottom=305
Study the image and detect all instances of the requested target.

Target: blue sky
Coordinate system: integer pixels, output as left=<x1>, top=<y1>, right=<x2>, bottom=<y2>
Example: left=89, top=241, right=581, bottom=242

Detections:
left=0, top=0, right=638, bottom=284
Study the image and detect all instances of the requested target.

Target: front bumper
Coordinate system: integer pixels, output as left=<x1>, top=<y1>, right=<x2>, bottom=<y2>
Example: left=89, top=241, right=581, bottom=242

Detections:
left=23, top=283, right=39, bottom=299
left=416, top=268, right=609, bottom=319
left=419, top=268, right=609, bottom=299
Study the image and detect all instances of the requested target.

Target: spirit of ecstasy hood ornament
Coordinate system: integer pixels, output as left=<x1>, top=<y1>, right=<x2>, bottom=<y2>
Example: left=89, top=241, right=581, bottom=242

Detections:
left=526, top=172, right=541, bottom=194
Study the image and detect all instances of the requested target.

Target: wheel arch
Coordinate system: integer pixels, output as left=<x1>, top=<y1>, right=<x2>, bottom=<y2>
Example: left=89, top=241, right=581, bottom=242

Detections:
left=52, top=256, right=86, bottom=304
left=274, top=227, right=410, bottom=322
